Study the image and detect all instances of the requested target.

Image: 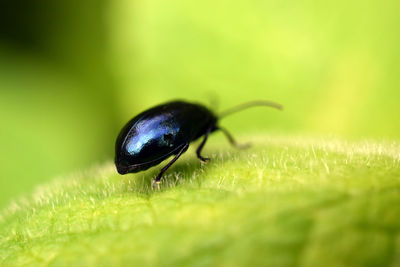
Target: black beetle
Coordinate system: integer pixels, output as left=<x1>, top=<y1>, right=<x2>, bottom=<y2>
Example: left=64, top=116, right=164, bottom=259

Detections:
left=115, top=100, right=282, bottom=188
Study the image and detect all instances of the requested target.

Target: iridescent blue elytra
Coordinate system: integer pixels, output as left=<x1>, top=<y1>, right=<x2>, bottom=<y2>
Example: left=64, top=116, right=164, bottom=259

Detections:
left=115, top=100, right=283, bottom=187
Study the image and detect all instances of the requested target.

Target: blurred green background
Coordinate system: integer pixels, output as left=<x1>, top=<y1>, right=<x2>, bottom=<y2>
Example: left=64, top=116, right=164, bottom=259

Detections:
left=0, top=0, right=399, bottom=208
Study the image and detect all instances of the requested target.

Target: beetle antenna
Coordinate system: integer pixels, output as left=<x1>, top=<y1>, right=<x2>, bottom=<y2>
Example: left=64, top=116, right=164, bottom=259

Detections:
left=219, top=100, right=283, bottom=119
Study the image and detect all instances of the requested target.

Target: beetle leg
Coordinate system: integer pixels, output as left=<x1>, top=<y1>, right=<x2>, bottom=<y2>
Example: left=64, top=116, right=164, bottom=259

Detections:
left=196, top=127, right=212, bottom=163
left=218, top=127, right=251, bottom=149
left=152, top=143, right=189, bottom=189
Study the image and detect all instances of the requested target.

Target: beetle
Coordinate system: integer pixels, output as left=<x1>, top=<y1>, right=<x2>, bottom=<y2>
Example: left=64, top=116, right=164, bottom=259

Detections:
left=115, top=100, right=282, bottom=188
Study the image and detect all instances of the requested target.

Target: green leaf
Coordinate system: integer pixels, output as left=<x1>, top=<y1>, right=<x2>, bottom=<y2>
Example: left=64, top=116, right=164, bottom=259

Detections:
left=1, top=136, right=399, bottom=266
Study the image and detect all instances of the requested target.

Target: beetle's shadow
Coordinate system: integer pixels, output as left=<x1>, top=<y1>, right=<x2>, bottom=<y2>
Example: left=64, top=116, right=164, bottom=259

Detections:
left=119, top=156, right=212, bottom=195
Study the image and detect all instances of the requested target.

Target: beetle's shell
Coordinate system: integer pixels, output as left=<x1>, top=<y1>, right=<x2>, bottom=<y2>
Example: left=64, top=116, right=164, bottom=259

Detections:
left=115, top=101, right=217, bottom=174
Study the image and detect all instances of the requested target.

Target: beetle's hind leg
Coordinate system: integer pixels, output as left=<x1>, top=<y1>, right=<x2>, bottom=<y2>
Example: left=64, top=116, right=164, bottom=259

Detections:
left=196, top=127, right=213, bottom=163
left=218, top=126, right=251, bottom=149
left=152, top=143, right=189, bottom=189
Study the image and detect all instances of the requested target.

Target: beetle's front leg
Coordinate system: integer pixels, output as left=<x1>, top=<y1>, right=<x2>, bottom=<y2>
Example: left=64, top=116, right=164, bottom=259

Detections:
left=217, top=126, right=251, bottom=149
left=152, top=143, right=189, bottom=189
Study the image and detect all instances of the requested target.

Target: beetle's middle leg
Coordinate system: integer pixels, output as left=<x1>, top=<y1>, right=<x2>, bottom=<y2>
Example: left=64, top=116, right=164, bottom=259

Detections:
left=196, top=127, right=212, bottom=163
left=152, top=143, right=189, bottom=189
